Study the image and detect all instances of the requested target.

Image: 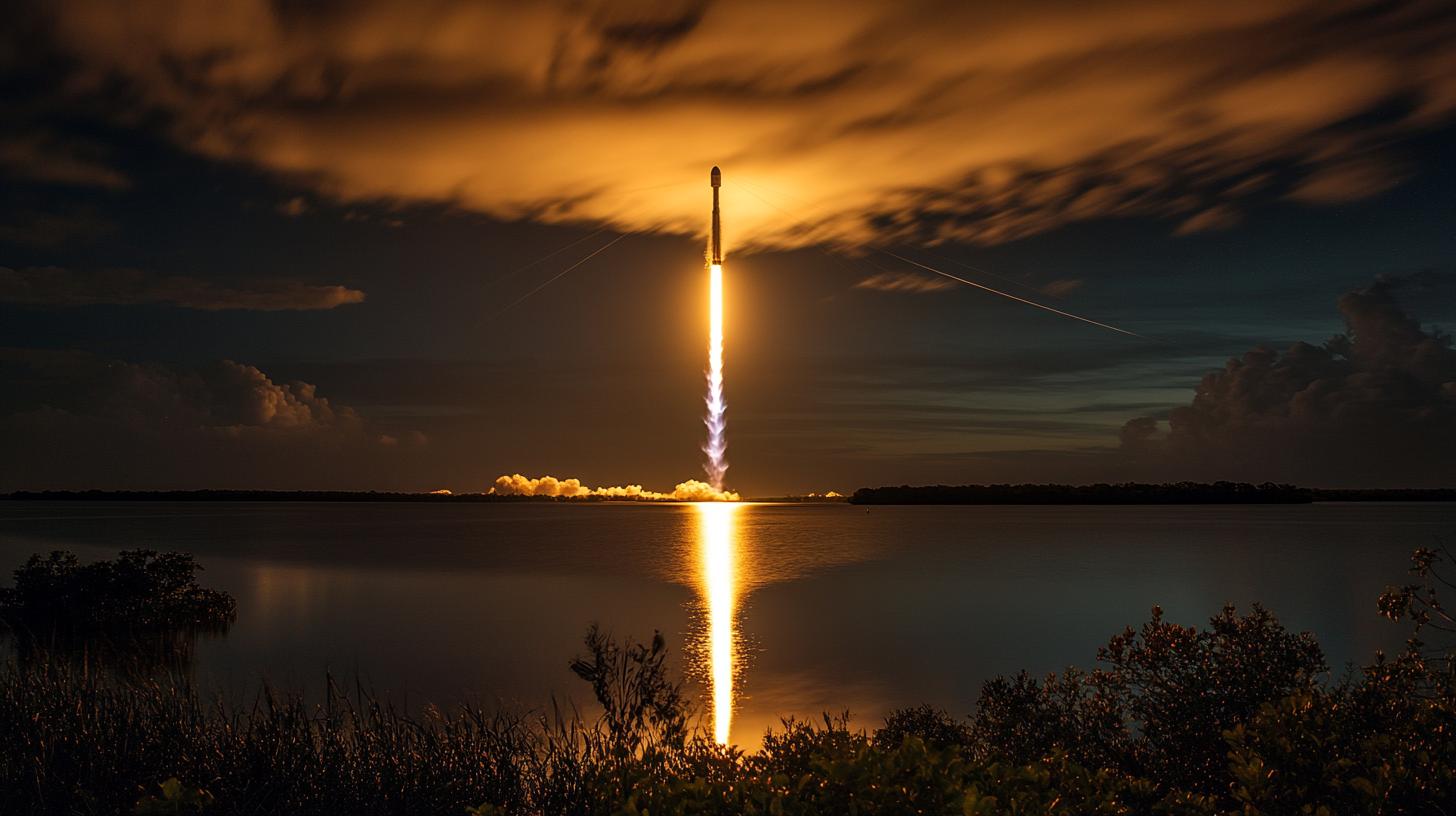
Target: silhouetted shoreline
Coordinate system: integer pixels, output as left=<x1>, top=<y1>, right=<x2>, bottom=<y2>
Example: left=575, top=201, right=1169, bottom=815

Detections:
left=5, top=483, right=1454, bottom=504
left=0, top=489, right=846, bottom=504
left=2, top=490, right=647, bottom=503
left=849, top=482, right=1456, bottom=505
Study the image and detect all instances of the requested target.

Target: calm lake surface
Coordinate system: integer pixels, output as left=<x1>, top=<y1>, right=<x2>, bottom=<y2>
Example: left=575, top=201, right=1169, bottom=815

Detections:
left=1, top=500, right=1452, bottom=747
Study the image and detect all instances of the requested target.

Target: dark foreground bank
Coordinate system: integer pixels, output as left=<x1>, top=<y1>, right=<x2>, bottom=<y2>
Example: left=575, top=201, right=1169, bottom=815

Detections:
left=3, top=547, right=1454, bottom=815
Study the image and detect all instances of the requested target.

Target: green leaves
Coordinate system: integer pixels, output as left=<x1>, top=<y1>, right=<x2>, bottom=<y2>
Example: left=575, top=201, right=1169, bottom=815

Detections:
left=134, top=777, right=214, bottom=814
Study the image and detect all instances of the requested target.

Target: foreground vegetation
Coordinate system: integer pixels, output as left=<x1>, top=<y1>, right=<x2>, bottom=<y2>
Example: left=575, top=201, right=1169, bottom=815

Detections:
left=0, top=550, right=235, bottom=668
left=2, top=548, right=1454, bottom=814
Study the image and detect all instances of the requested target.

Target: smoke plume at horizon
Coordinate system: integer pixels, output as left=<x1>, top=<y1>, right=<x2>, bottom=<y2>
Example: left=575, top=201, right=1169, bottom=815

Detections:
left=489, top=473, right=740, bottom=502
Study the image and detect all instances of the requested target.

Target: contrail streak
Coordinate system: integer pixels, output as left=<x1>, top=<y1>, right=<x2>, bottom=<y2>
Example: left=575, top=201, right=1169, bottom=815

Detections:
left=880, top=250, right=1145, bottom=339
left=488, top=226, right=610, bottom=287
left=734, top=180, right=1146, bottom=339
left=492, top=233, right=626, bottom=317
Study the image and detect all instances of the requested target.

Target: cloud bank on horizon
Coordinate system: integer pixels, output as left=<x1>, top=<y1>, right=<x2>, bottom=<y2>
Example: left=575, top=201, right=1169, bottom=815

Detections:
left=14, top=0, right=1456, bottom=250
left=1122, top=272, right=1456, bottom=486
left=0, top=267, right=365, bottom=311
left=0, top=349, right=427, bottom=491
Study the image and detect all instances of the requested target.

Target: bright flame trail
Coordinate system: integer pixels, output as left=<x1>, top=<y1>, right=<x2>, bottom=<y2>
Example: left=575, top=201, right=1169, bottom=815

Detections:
left=703, top=166, right=728, bottom=489
left=696, top=500, right=740, bottom=744
left=703, top=262, right=728, bottom=488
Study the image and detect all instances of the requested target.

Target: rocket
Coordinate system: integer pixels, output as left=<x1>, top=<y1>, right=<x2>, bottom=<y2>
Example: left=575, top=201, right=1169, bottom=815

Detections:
left=710, top=165, right=722, bottom=265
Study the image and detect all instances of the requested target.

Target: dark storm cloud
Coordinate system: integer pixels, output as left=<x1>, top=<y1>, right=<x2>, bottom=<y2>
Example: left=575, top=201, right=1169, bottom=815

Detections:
left=0, top=133, right=127, bottom=190
left=0, top=267, right=366, bottom=311
left=798, top=336, right=1236, bottom=393
left=12, top=0, right=1456, bottom=249
left=753, top=401, right=1122, bottom=439
left=0, top=349, right=425, bottom=490
left=1121, top=273, right=1456, bottom=486
left=0, top=349, right=355, bottom=430
left=1037, top=278, right=1084, bottom=298
left=0, top=208, right=113, bottom=248
left=852, top=270, right=956, bottom=294
left=1284, top=157, right=1408, bottom=204
left=1173, top=205, right=1242, bottom=236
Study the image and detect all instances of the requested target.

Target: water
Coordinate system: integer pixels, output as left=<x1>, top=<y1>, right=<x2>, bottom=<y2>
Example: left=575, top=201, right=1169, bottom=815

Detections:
left=0, top=500, right=1450, bottom=747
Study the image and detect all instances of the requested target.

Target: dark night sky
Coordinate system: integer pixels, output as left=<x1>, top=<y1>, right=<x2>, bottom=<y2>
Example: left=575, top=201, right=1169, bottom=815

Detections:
left=2, top=0, right=1454, bottom=494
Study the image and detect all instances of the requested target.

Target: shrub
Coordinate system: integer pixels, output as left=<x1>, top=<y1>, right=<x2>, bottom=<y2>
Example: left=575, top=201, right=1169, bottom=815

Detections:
left=0, top=550, right=235, bottom=666
left=973, top=666, right=1126, bottom=769
left=1226, top=653, right=1456, bottom=814
left=873, top=704, right=973, bottom=751
left=973, top=604, right=1327, bottom=794
left=1379, top=545, right=1456, bottom=659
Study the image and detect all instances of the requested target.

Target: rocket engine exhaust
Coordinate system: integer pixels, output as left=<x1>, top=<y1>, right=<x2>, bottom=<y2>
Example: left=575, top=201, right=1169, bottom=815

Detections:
left=703, top=166, right=728, bottom=490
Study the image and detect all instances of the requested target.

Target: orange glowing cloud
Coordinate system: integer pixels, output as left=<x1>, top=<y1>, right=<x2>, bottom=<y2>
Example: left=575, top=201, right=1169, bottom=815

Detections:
left=853, top=270, right=957, bottom=294
left=0, top=267, right=365, bottom=311
left=27, top=0, right=1456, bottom=249
left=489, top=474, right=739, bottom=501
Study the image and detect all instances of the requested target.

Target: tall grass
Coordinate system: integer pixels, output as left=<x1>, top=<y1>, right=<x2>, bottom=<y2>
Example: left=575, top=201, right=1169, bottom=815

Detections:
left=0, top=626, right=727, bottom=815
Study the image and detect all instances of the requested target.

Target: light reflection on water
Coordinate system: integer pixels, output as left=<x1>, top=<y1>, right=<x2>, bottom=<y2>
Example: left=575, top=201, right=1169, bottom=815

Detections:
left=2, top=500, right=1451, bottom=748
left=694, top=501, right=741, bottom=744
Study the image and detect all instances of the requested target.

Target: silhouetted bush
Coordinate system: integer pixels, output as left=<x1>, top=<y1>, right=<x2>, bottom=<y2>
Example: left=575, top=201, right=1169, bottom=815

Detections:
left=1, top=550, right=235, bottom=635
left=1101, top=603, right=1326, bottom=790
left=973, top=604, right=1326, bottom=793
left=1225, top=651, right=1456, bottom=813
left=972, top=666, right=1125, bottom=768
left=0, top=550, right=235, bottom=667
left=873, top=704, right=973, bottom=751
left=1379, top=545, right=1456, bottom=659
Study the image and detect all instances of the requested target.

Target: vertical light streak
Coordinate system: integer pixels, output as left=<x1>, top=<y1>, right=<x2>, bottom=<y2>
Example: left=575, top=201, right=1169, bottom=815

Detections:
left=696, top=500, right=740, bottom=744
left=703, top=263, right=728, bottom=488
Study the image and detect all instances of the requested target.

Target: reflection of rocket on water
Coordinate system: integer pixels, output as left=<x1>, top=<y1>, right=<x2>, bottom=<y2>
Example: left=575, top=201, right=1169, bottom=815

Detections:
left=710, top=165, right=722, bottom=265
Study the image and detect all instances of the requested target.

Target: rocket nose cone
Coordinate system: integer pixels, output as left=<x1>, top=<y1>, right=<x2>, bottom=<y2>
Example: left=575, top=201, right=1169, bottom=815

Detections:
left=710, top=166, right=721, bottom=186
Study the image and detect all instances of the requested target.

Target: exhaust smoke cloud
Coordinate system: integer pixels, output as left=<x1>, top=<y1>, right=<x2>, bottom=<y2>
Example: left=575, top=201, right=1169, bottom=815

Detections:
left=489, top=474, right=739, bottom=502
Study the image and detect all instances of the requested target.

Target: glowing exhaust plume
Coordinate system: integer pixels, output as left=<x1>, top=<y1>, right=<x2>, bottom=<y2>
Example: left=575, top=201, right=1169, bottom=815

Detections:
left=703, top=262, right=728, bottom=489
left=487, top=473, right=738, bottom=500
left=695, top=500, right=740, bottom=744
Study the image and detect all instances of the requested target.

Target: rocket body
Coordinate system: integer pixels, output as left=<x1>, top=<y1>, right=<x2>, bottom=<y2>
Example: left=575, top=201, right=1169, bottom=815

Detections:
left=710, top=166, right=722, bottom=265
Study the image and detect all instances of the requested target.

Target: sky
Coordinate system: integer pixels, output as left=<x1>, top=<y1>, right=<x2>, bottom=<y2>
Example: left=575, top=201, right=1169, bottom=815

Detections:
left=2, top=0, right=1455, bottom=495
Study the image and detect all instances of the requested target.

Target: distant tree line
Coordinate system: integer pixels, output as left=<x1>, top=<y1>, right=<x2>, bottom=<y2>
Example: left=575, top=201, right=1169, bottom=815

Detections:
left=849, top=481, right=1456, bottom=505
left=4, top=490, right=614, bottom=503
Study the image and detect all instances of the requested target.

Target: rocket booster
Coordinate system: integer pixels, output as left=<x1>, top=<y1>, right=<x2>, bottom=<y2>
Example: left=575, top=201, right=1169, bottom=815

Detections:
left=710, top=165, right=722, bottom=265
